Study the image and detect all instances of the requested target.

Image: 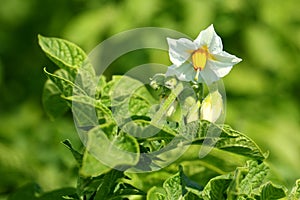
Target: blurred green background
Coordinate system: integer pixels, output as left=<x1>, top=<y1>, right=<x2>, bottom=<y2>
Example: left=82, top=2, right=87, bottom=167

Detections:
left=0, top=0, right=299, bottom=198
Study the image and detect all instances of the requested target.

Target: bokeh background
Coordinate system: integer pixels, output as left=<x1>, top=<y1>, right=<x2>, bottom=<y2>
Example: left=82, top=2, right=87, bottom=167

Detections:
left=0, top=0, right=299, bottom=198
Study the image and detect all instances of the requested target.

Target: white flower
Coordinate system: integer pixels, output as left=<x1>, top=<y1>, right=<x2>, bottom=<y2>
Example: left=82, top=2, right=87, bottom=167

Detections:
left=200, top=90, right=223, bottom=123
left=166, top=24, right=242, bottom=85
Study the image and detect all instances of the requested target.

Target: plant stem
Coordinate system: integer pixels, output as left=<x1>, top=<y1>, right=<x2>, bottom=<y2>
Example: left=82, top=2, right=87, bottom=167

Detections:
left=151, top=83, right=184, bottom=127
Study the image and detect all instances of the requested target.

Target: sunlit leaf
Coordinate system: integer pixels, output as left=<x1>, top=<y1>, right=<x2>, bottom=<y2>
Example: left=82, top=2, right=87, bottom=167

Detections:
left=44, top=68, right=86, bottom=97
left=42, top=79, right=70, bottom=119
left=238, top=160, right=269, bottom=195
left=109, top=75, right=158, bottom=126
left=62, top=140, right=82, bottom=166
left=62, top=95, right=114, bottom=128
left=93, top=169, right=124, bottom=200
left=38, top=35, right=87, bottom=76
left=79, top=150, right=110, bottom=177
left=192, top=121, right=266, bottom=161
left=147, top=186, right=166, bottom=200
left=146, top=166, right=202, bottom=199
left=259, top=182, right=287, bottom=200
left=163, top=170, right=182, bottom=199
left=39, top=35, right=96, bottom=98
left=289, top=179, right=300, bottom=200
left=86, top=126, right=140, bottom=169
left=201, top=175, right=231, bottom=200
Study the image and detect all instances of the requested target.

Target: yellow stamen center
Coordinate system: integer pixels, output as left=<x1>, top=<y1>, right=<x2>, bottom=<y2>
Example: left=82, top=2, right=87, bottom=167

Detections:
left=191, top=46, right=212, bottom=70
left=192, top=48, right=208, bottom=71
left=191, top=46, right=214, bottom=81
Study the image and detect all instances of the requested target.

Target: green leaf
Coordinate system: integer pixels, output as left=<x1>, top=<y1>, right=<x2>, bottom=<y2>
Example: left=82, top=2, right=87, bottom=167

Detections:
left=38, top=35, right=87, bottom=76
left=147, top=187, right=167, bottom=200
left=44, top=68, right=86, bottom=97
left=147, top=166, right=202, bottom=199
left=180, top=165, right=203, bottom=195
left=95, top=75, right=107, bottom=100
left=163, top=170, right=182, bottom=199
left=39, top=35, right=97, bottom=100
left=289, top=179, right=300, bottom=200
left=192, top=121, right=266, bottom=161
left=200, top=161, right=280, bottom=200
left=42, top=67, right=99, bottom=119
left=62, top=140, right=83, bottom=166
left=38, top=188, right=77, bottom=200
left=100, top=75, right=124, bottom=107
left=62, top=95, right=115, bottom=128
left=86, top=126, right=140, bottom=170
left=79, top=149, right=110, bottom=177
left=77, top=170, right=144, bottom=200
left=109, top=75, right=158, bottom=126
left=93, top=169, right=124, bottom=200
left=239, top=161, right=269, bottom=195
left=42, top=79, right=70, bottom=119
left=201, top=175, right=231, bottom=200
left=176, top=122, right=266, bottom=183
left=42, top=68, right=79, bottom=119
left=111, top=182, right=146, bottom=198
left=76, top=175, right=104, bottom=199
left=184, top=192, right=203, bottom=200
left=74, top=65, right=97, bottom=97
left=121, top=119, right=176, bottom=142
left=227, top=161, right=269, bottom=198
left=128, top=95, right=154, bottom=116
left=259, top=182, right=286, bottom=200
left=101, top=76, right=122, bottom=97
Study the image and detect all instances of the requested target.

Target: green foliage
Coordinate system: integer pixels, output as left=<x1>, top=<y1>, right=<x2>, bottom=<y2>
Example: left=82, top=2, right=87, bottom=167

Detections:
left=38, top=35, right=87, bottom=75
left=1, top=1, right=300, bottom=199
left=289, top=179, right=300, bottom=200
left=192, top=122, right=266, bottom=161
left=8, top=35, right=295, bottom=200
left=259, top=182, right=286, bottom=200
left=147, top=161, right=287, bottom=200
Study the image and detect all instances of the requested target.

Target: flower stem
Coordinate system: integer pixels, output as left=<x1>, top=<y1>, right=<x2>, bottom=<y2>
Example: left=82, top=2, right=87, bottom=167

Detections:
left=198, top=82, right=204, bottom=101
left=192, top=82, right=204, bottom=102
left=151, top=83, right=184, bottom=127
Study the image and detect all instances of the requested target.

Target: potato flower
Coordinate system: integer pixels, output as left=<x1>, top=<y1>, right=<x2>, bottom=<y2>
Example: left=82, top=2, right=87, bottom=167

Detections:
left=200, top=90, right=223, bottom=123
left=166, top=24, right=242, bottom=85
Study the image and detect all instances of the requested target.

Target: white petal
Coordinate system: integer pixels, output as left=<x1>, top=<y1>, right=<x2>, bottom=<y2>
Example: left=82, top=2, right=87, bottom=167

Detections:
left=194, top=24, right=223, bottom=54
left=166, top=65, right=186, bottom=81
left=200, top=90, right=223, bottom=123
left=167, top=37, right=197, bottom=66
left=206, top=61, right=232, bottom=78
left=199, top=67, right=219, bottom=85
left=208, top=51, right=242, bottom=78
left=166, top=63, right=196, bottom=82
left=213, top=51, right=242, bottom=65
